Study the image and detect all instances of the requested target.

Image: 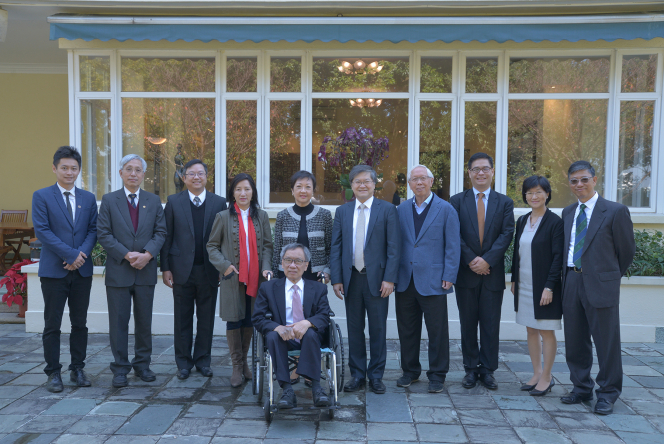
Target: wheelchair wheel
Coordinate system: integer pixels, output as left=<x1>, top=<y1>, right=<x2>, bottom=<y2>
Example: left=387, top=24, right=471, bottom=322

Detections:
left=330, top=320, right=345, bottom=391
left=252, top=328, right=265, bottom=398
left=263, top=397, right=274, bottom=422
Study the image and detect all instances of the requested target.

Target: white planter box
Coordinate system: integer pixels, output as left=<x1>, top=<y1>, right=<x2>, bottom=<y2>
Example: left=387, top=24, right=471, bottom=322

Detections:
left=22, top=264, right=664, bottom=342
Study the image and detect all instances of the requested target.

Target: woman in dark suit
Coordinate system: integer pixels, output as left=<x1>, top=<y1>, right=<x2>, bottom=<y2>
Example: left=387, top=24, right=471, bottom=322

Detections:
left=511, top=175, right=564, bottom=396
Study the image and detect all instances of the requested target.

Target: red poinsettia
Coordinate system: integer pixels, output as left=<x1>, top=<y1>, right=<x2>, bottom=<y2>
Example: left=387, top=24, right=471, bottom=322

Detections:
left=0, top=259, right=35, bottom=307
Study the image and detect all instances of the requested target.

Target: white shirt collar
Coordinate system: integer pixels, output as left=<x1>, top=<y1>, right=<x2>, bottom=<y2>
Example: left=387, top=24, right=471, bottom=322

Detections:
left=286, top=278, right=305, bottom=294
left=56, top=182, right=75, bottom=195
left=578, top=192, right=599, bottom=210
left=414, top=192, right=433, bottom=208
left=188, top=189, right=206, bottom=204
left=473, top=187, right=491, bottom=200
left=355, top=195, right=374, bottom=210
left=124, top=187, right=140, bottom=200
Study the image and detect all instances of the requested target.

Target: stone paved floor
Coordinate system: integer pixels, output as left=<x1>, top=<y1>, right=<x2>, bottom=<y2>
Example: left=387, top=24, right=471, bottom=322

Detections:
left=0, top=324, right=662, bottom=443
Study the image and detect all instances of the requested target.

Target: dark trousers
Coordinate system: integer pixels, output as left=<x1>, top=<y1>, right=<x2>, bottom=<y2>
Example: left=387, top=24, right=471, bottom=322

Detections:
left=345, top=269, right=389, bottom=380
left=455, top=283, right=503, bottom=374
left=40, top=271, right=92, bottom=375
left=106, top=284, right=155, bottom=375
left=266, top=329, right=322, bottom=384
left=396, top=277, right=449, bottom=382
left=173, top=265, right=217, bottom=370
left=563, top=271, right=623, bottom=403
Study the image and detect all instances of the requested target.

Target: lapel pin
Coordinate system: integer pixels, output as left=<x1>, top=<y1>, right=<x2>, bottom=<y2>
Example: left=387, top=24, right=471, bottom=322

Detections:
left=78, top=205, right=81, bottom=208
left=143, top=205, right=146, bottom=208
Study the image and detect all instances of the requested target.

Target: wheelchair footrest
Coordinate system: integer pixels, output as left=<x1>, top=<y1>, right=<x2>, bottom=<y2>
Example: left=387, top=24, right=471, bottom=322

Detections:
left=269, top=404, right=340, bottom=413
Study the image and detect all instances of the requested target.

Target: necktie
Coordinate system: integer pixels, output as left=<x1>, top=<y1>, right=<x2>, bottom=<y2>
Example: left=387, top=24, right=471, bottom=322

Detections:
left=477, top=193, right=485, bottom=247
left=292, top=284, right=304, bottom=343
left=355, top=203, right=366, bottom=271
left=573, top=204, right=587, bottom=269
left=194, top=196, right=201, bottom=207
left=63, top=191, right=73, bottom=222
left=129, top=194, right=137, bottom=208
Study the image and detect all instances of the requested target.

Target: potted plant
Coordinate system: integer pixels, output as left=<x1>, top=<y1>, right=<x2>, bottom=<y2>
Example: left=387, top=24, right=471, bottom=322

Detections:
left=0, top=259, right=36, bottom=318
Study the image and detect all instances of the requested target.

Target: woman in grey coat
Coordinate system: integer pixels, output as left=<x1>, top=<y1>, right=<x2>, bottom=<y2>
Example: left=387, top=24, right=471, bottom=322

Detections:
left=207, top=173, right=273, bottom=387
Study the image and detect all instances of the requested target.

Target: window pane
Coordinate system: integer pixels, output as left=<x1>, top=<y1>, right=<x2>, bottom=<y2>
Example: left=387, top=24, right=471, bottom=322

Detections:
left=226, top=101, right=257, bottom=192
left=509, top=56, right=610, bottom=94
left=420, top=57, right=453, bottom=93
left=466, top=57, right=498, bottom=93
left=464, top=102, right=497, bottom=191
left=622, top=55, right=658, bottom=93
left=618, top=101, right=653, bottom=207
left=81, top=100, right=111, bottom=200
left=227, top=57, right=257, bottom=93
left=121, top=57, right=215, bottom=92
left=507, top=99, right=608, bottom=208
left=313, top=57, right=409, bottom=92
left=419, top=101, right=452, bottom=200
left=270, top=56, right=302, bottom=92
left=122, top=98, right=215, bottom=203
left=80, top=56, right=110, bottom=92
left=313, top=99, right=408, bottom=205
left=270, top=101, right=301, bottom=203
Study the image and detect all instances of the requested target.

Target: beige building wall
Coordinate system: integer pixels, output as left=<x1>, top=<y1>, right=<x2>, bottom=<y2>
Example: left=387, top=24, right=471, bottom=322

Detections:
left=0, top=73, right=69, bottom=254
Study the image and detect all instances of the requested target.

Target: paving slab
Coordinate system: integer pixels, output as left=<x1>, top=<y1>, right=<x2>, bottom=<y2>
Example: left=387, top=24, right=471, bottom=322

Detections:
left=158, top=436, right=211, bottom=444
left=184, top=403, right=226, bottom=419
left=215, top=419, right=267, bottom=438
left=317, top=421, right=366, bottom=440
left=264, top=420, right=317, bottom=439
left=415, top=424, right=467, bottom=443
left=366, top=392, right=412, bottom=422
left=0, top=414, right=33, bottom=433
left=0, top=433, right=59, bottom=444
left=514, top=427, right=572, bottom=444
left=16, top=415, right=82, bottom=434
left=53, top=434, right=110, bottom=444
left=367, top=422, right=417, bottom=441
left=42, top=398, right=98, bottom=416
left=598, top=413, right=660, bottom=433
left=166, top=418, right=222, bottom=437
left=411, top=407, right=459, bottom=424
left=116, top=405, right=183, bottom=435
left=614, top=431, right=664, bottom=443
left=503, top=409, right=560, bottom=429
left=464, top=426, right=520, bottom=443
left=90, top=401, right=142, bottom=416
left=492, top=394, right=543, bottom=410
left=457, top=408, right=510, bottom=427
left=550, top=411, right=608, bottom=431
left=66, top=415, right=127, bottom=434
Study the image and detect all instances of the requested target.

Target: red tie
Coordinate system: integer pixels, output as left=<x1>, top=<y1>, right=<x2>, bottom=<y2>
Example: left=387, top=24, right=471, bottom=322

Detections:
left=292, top=285, right=304, bottom=343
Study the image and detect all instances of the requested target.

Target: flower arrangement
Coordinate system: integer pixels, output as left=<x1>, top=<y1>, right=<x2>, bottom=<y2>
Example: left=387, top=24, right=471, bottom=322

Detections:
left=317, top=127, right=389, bottom=200
left=0, top=259, right=35, bottom=308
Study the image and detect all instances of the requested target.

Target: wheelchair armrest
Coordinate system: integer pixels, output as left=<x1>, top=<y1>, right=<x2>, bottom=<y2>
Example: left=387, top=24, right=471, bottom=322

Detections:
left=265, top=311, right=273, bottom=320
left=329, top=310, right=335, bottom=317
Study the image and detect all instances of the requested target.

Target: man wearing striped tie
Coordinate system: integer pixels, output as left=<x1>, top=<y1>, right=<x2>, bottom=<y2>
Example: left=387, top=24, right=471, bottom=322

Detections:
left=560, top=161, right=635, bottom=415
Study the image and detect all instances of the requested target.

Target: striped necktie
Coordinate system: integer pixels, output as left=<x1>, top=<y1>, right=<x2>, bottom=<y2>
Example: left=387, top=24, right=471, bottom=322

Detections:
left=573, top=204, right=587, bottom=269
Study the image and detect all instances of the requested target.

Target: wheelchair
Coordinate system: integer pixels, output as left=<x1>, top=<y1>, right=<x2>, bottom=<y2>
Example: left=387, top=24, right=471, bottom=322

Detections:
left=252, top=274, right=345, bottom=422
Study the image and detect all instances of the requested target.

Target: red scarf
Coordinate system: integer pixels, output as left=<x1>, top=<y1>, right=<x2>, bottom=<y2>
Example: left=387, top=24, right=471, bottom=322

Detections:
left=235, top=203, right=260, bottom=297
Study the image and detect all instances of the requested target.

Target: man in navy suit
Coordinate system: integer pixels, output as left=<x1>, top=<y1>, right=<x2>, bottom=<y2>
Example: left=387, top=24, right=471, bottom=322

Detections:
left=330, top=164, right=401, bottom=394
left=32, top=146, right=98, bottom=392
left=252, top=243, right=331, bottom=409
left=450, top=153, right=514, bottom=390
left=396, top=165, right=460, bottom=393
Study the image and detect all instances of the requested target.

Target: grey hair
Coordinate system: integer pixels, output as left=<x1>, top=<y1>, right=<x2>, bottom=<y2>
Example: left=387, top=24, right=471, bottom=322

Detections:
left=280, top=243, right=311, bottom=262
left=120, top=154, right=148, bottom=171
left=407, top=165, right=434, bottom=181
left=349, top=164, right=378, bottom=184
left=567, top=161, right=596, bottom=179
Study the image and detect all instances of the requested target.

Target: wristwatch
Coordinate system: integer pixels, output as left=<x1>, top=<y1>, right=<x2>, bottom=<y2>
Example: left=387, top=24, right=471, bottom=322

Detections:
left=544, top=287, right=553, bottom=293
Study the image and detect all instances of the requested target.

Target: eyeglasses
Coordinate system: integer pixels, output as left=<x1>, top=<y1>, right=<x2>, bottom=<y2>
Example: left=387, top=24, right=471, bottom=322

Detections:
left=282, top=258, right=307, bottom=265
left=186, top=172, right=207, bottom=178
left=469, top=167, right=492, bottom=174
left=123, top=167, right=143, bottom=174
left=569, top=177, right=593, bottom=185
left=352, top=180, right=374, bottom=186
left=408, top=176, right=430, bottom=183
left=525, top=191, right=547, bottom=198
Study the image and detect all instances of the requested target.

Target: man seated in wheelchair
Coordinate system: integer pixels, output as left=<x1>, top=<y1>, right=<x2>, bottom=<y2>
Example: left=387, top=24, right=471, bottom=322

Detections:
left=252, top=242, right=332, bottom=409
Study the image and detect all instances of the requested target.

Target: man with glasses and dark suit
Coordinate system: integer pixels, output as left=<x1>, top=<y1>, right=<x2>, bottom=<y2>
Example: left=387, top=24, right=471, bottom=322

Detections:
left=161, top=159, right=227, bottom=379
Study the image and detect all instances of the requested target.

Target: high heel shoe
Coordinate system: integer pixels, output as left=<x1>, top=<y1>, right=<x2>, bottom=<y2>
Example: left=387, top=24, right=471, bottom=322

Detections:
left=529, top=379, right=555, bottom=396
left=520, top=383, right=536, bottom=391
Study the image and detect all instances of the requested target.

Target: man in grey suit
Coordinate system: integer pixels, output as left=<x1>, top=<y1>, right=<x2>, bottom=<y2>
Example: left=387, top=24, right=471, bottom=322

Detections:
left=161, top=159, right=227, bottom=380
left=97, top=154, right=167, bottom=388
left=330, top=164, right=400, bottom=394
left=395, top=165, right=460, bottom=393
left=560, top=161, right=635, bottom=415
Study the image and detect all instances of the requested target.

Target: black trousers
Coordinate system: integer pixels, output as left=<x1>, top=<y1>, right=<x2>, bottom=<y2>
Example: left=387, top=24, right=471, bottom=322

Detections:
left=455, top=283, right=503, bottom=374
left=345, top=269, right=389, bottom=380
left=40, top=271, right=92, bottom=375
left=396, top=277, right=449, bottom=382
left=106, top=284, right=155, bottom=375
left=173, top=265, right=218, bottom=370
left=563, top=271, right=623, bottom=403
left=266, top=329, right=321, bottom=384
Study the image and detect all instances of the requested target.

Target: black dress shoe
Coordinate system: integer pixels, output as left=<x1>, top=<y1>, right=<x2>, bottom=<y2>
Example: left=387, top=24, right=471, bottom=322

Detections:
left=112, top=374, right=128, bottom=388
left=560, top=392, right=593, bottom=404
left=277, top=389, right=297, bottom=409
left=46, top=372, right=64, bottom=393
left=135, top=368, right=156, bottom=382
left=196, top=367, right=213, bottom=377
left=396, top=375, right=418, bottom=387
left=594, top=398, right=614, bottom=415
left=369, top=379, right=386, bottom=394
left=177, top=369, right=190, bottom=380
left=343, top=377, right=366, bottom=392
left=428, top=380, right=445, bottom=393
left=479, top=373, right=498, bottom=390
left=462, top=371, right=479, bottom=389
left=70, top=369, right=91, bottom=387
left=520, top=383, right=537, bottom=391
left=313, top=387, right=331, bottom=407
left=529, top=379, right=555, bottom=396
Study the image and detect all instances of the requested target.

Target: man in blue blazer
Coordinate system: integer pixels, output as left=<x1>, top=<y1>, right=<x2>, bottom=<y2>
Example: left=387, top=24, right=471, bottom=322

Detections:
left=330, top=164, right=400, bottom=394
left=396, top=165, right=460, bottom=393
left=32, top=146, right=98, bottom=392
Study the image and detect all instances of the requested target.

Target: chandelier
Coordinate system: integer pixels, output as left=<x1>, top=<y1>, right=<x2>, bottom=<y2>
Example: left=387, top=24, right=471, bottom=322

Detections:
left=349, top=98, right=382, bottom=108
left=337, top=60, right=383, bottom=75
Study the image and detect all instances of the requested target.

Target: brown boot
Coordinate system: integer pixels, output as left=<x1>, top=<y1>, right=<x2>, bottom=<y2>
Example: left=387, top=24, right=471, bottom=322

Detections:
left=241, top=327, right=253, bottom=380
left=226, top=329, right=244, bottom=387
